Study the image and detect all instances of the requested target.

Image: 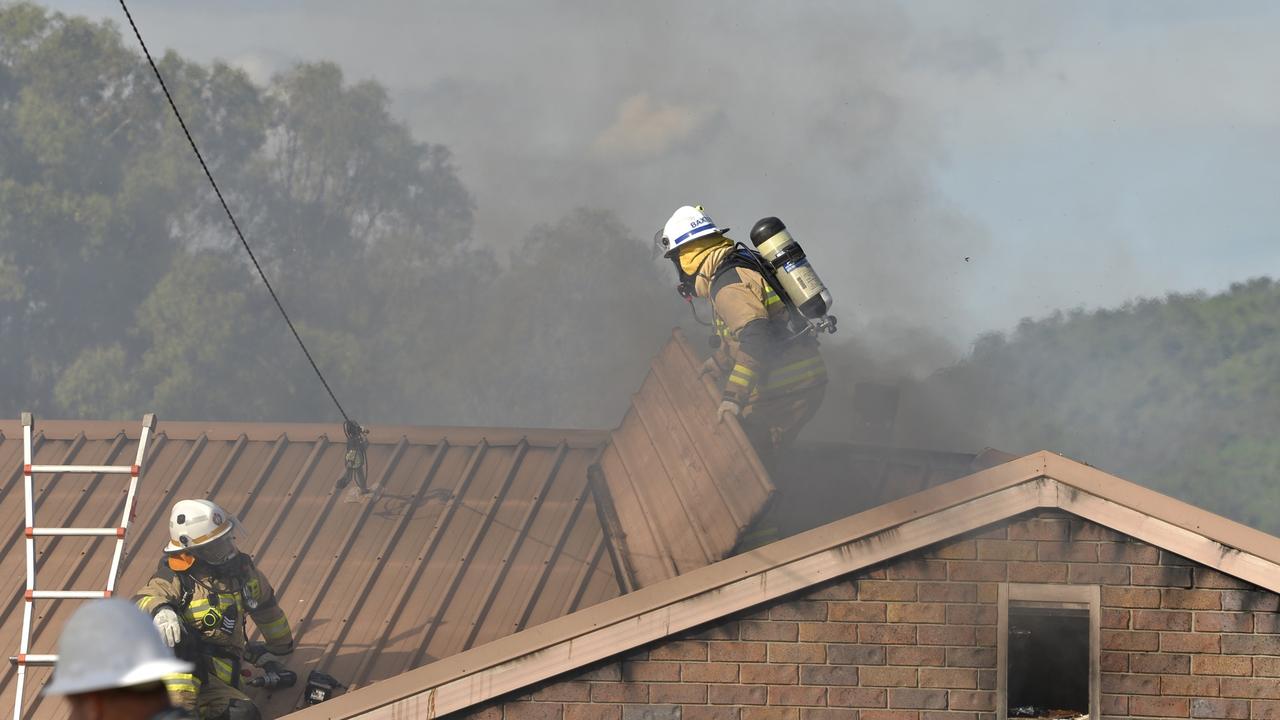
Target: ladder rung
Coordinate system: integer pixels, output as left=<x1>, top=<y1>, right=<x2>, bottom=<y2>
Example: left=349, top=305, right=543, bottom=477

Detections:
left=25, top=590, right=112, bottom=600
left=25, top=464, right=139, bottom=476
left=25, top=527, right=125, bottom=538
left=9, top=655, right=57, bottom=666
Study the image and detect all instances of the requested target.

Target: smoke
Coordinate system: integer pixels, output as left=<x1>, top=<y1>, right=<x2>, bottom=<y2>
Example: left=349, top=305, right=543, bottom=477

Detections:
left=50, top=1, right=1274, bottom=453
left=26, top=0, right=1013, bottom=439
left=79, top=1, right=998, bottom=329
left=591, top=94, right=714, bottom=162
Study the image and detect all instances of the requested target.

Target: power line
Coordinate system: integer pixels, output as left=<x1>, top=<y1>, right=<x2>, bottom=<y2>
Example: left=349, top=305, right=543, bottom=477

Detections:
left=117, top=0, right=352, bottom=424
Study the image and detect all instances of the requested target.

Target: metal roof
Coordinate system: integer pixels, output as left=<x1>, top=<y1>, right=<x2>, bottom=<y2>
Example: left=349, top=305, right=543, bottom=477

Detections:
left=1, top=330, right=790, bottom=718
left=0, top=329, right=1021, bottom=719
left=285, top=450, right=1280, bottom=720
left=0, top=420, right=623, bottom=718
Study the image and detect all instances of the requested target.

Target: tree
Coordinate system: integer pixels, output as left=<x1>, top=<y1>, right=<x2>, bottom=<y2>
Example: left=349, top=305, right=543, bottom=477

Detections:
left=0, top=3, right=263, bottom=415
left=0, top=4, right=481, bottom=424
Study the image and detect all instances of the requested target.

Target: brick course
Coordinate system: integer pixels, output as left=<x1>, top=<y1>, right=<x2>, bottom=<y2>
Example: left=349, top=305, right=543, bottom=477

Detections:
left=458, top=511, right=1280, bottom=720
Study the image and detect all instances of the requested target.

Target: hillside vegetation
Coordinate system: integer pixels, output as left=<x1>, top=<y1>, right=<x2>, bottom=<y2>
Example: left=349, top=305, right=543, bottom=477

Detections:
left=900, top=277, right=1280, bottom=534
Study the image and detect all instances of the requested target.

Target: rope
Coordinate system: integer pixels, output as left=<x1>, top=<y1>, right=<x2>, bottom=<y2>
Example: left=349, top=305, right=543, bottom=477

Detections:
left=117, top=0, right=352, bottom=424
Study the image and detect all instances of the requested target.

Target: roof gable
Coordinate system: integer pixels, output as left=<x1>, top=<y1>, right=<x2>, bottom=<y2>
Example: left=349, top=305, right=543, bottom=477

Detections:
left=291, top=450, right=1280, bottom=720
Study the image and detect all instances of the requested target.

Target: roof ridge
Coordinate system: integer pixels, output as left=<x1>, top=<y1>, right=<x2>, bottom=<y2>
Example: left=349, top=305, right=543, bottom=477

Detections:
left=0, top=418, right=608, bottom=446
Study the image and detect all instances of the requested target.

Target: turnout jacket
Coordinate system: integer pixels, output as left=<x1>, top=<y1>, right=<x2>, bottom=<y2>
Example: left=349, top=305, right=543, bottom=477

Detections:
left=135, top=553, right=293, bottom=689
left=698, top=246, right=827, bottom=406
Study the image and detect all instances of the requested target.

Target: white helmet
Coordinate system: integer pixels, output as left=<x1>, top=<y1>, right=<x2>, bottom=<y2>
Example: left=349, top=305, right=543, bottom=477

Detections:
left=43, top=599, right=192, bottom=696
left=165, top=499, right=241, bottom=565
left=658, top=205, right=724, bottom=258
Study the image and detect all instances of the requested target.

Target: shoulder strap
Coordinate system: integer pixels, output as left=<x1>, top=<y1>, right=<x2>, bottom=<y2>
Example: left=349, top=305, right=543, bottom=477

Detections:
left=711, top=245, right=806, bottom=323
left=710, top=246, right=763, bottom=297
left=176, top=570, right=195, bottom=611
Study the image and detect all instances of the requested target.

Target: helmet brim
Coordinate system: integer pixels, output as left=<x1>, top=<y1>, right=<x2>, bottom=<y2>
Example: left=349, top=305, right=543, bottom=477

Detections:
left=662, top=227, right=728, bottom=258
left=43, top=657, right=194, bottom=696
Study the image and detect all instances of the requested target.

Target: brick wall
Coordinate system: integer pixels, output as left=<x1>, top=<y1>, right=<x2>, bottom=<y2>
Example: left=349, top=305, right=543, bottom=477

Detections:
left=455, top=511, right=1280, bottom=720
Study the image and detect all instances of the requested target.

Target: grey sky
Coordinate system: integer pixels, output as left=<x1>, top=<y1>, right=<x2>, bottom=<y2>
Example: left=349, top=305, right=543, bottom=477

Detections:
left=56, top=0, right=1280, bottom=361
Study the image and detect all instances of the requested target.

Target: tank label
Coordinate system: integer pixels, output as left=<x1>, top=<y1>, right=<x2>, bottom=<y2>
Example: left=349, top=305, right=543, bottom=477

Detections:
left=782, top=258, right=810, bottom=274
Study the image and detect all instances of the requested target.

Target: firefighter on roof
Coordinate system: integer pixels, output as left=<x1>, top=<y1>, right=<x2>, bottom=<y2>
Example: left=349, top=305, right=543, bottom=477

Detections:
left=656, top=205, right=828, bottom=463
left=134, top=500, right=294, bottom=720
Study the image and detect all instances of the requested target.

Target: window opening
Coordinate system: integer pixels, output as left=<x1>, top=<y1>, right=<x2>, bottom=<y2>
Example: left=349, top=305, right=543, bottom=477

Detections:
left=998, top=583, right=1099, bottom=720
left=1008, top=603, right=1089, bottom=719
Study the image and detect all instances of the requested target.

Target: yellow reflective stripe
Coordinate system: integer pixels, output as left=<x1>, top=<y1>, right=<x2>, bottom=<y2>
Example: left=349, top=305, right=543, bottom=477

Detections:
left=714, top=318, right=731, bottom=339
left=771, top=356, right=824, bottom=378
left=184, top=607, right=212, bottom=624
left=187, top=598, right=210, bottom=610
left=763, top=372, right=825, bottom=391
left=768, top=365, right=824, bottom=385
left=764, top=290, right=782, bottom=307
left=260, top=615, right=290, bottom=639
left=164, top=673, right=199, bottom=692
left=137, top=596, right=159, bottom=611
left=728, top=364, right=756, bottom=388
left=777, top=355, right=823, bottom=372
left=209, top=657, right=235, bottom=684
left=762, top=357, right=826, bottom=390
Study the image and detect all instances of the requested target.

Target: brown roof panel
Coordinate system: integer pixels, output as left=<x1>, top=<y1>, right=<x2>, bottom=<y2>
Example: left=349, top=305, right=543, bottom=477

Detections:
left=595, top=330, right=774, bottom=587
left=0, top=420, right=622, bottom=719
left=283, top=450, right=1280, bottom=720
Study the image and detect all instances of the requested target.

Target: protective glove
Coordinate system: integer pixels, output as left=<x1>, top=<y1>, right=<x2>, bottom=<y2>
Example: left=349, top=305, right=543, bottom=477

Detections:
left=716, top=400, right=741, bottom=424
left=699, top=356, right=723, bottom=378
left=153, top=607, right=183, bottom=648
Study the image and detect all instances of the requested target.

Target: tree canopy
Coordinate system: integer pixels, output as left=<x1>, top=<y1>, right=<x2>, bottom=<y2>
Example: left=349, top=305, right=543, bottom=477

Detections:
left=0, top=3, right=678, bottom=429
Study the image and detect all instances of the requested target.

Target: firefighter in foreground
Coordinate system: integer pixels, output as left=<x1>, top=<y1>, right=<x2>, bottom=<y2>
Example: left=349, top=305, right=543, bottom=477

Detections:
left=657, top=205, right=832, bottom=463
left=44, top=599, right=194, bottom=720
left=135, top=499, right=295, bottom=720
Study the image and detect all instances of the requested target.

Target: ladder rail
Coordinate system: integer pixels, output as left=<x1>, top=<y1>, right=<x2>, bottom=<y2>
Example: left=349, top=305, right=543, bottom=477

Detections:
left=107, top=415, right=154, bottom=594
left=11, top=414, right=156, bottom=720
left=14, top=417, right=33, bottom=720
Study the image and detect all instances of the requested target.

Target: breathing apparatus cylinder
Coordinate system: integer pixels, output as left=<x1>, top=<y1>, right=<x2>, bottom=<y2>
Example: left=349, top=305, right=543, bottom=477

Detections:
left=749, top=217, right=836, bottom=332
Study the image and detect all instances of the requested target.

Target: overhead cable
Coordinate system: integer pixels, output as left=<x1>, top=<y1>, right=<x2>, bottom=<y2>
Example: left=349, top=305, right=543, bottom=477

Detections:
left=117, top=0, right=353, bottom=424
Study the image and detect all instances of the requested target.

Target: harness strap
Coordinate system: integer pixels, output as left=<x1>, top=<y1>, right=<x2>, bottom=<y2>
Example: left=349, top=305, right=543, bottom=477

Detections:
left=710, top=246, right=810, bottom=340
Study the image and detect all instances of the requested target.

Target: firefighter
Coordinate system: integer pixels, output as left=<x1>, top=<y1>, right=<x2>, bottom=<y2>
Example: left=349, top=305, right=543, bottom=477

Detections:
left=657, top=205, right=827, bottom=463
left=44, top=599, right=194, bottom=720
left=134, top=500, right=294, bottom=720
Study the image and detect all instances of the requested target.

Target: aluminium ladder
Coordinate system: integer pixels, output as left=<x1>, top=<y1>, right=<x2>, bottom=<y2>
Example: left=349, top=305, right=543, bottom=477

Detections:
left=10, top=412, right=157, bottom=720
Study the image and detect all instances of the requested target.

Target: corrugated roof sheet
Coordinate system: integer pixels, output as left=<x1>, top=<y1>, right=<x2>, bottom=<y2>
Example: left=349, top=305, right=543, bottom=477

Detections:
left=283, top=450, right=1280, bottom=720
left=0, top=420, right=623, bottom=718
left=0, top=330, right=1008, bottom=718
left=594, top=330, right=774, bottom=587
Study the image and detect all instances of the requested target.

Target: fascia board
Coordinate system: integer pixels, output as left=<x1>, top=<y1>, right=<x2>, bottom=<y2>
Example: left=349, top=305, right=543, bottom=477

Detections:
left=1041, top=452, right=1280, bottom=572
